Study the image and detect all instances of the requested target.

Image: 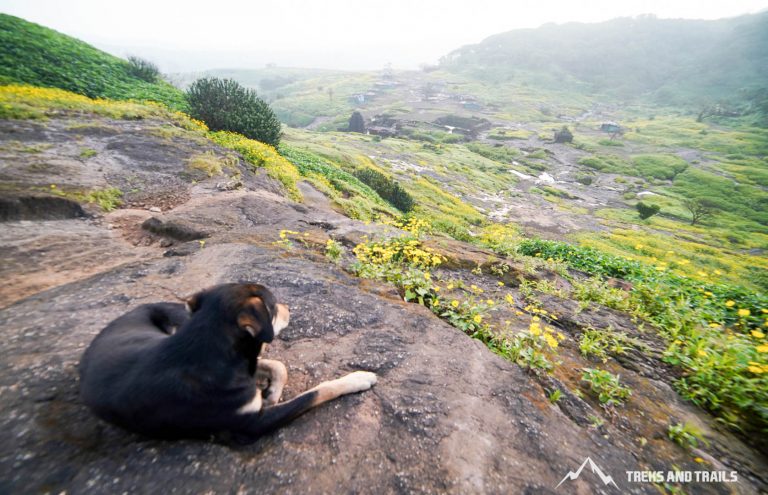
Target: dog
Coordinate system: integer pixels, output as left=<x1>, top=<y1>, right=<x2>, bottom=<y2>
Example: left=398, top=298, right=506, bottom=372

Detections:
left=79, top=282, right=377, bottom=441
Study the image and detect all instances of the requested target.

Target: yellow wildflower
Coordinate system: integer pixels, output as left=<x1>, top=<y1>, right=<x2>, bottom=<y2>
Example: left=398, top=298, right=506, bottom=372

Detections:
left=757, top=345, right=768, bottom=353
left=694, top=457, right=705, bottom=464
left=424, top=272, right=431, bottom=281
left=635, top=244, right=643, bottom=250
left=725, top=300, right=735, bottom=307
left=486, top=299, right=494, bottom=306
left=738, top=309, right=750, bottom=317
left=748, top=365, right=764, bottom=374
left=708, top=322, right=720, bottom=328
left=497, top=281, right=505, bottom=287
left=505, top=294, right=515, bottom=305
left=451, top=300, right=459, bottom=308
left=529, top=323, right=541, bottom=336
left=473, top=314, right=482, bottom=324
left=751, top=330, right=765, bottom=339
left=697, top=349, right=707, bottom=357
left=704, top=291, right=713, bottom=297
left=544, top=334, right=559, bottom=349
left=447, top=284, right=454, bottom=290
left=557, top=332, right=566, bottom=341
left=433, top=286, right=440, bottom=292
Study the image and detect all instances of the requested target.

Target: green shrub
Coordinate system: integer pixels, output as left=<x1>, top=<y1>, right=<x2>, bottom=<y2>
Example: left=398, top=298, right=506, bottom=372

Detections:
left=186, top=77, right=281, bottom=146
left=575, top=173, right=593, bottom=185
left=632, top=154, right=688, bottom=180
left=668, top=422, right=708, bottom=450
left=466, top=142, right=519, bottom=163
left=354, top=168, right=415, bottom=213
left=126, top=56, right=160, bottom=82
left=636, top=201, right=661, bottom=219
left=581, top=368, right=631, bottom=406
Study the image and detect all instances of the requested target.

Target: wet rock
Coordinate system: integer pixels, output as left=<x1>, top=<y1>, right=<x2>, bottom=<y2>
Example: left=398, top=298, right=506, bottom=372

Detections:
left=1, top=113, right=765, bottom=495
left=0, top=195, right=86, bottom=221
left=141, top=217, right=209, bottom=242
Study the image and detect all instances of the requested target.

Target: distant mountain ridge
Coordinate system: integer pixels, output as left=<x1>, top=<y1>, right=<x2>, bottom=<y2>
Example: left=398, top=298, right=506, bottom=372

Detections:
left=441, top=13, right=768, bottom=105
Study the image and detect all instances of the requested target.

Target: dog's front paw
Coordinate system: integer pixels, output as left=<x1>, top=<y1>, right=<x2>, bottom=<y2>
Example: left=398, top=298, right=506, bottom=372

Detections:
left=340, top=371, right=378, bottom=393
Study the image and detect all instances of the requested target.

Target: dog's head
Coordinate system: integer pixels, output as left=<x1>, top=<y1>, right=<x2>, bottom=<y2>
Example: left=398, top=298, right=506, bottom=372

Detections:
left=185, top=283, right=290, bottom=343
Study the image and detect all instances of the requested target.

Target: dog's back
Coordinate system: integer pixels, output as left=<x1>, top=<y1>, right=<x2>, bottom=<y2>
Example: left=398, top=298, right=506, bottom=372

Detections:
left=79, top=303, right=190, bottom=432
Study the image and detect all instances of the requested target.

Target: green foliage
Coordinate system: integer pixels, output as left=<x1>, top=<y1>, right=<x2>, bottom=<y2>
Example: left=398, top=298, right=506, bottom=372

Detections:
left=0, top=14, right=185, bottom=110
left=514, top=237, right=768, bottom=433
left=571, top=278, right=631, bottom=312
left=575, top=173, right=593, bottom=185
left=187, top=151, right=239, bottom=178
left=51, top=186, right=122, bottom=212
left=466, top=142, right=520, bottom=163
left=668, top=422, right=708, bottom=450
left=186, top=77, right=282, bottom=146
left=578, top=154, right=629, bottom=172
left=79, top=148, right=97, bottom=159
left=84, top=187, right=123, bottom=211
left=353, top=168, right=414, bottom=213
left=598, top=138, right=624, bottom=147
left=209, top=131, right=300, bottom=200
left=279, top=145, right=399, bottom=220
left=579, top=327, right=631, bottom=362
left=126, top=56, right=160, bottom=83
left=636, top=201, right=661, bottom=220
left=325, top=239, right=343, bottom=262
left=0, top=86, right=209, bottom=132
left=632, top=154, right=688, bottom=180
left=670, top=168, right=767, bottom=227
left=581, top=368, right=631, bottom=407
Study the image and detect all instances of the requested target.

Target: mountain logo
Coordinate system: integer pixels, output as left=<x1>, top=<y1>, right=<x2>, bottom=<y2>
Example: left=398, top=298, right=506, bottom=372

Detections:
left=556, top=457, right=619, bottom=490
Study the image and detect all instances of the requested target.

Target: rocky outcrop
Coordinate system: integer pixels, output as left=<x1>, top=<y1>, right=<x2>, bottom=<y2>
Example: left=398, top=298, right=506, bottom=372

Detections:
left=1, top=114, right=765, bottom=494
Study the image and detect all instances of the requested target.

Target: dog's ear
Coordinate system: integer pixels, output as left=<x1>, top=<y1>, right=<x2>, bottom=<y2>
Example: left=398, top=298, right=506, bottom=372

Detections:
left=237, top=297, right=275, bottom=342
left=185, top=291, right=205, bottom=313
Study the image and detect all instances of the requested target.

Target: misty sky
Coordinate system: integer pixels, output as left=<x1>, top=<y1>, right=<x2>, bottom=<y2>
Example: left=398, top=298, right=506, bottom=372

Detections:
left=1, top=0, right=767, bottom=72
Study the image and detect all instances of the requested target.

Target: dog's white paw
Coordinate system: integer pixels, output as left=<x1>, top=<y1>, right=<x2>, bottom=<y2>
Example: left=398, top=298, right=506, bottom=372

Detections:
left=340, top=371, right=378, bottom=393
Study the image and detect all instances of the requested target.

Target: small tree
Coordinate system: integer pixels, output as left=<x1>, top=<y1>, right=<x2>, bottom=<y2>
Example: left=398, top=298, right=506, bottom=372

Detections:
left=354, top=168, right=414, bottom=212
left=553, top=126, right=573, bottom=143
left=636, top=201, right=660, bottom=220
left=348, top=111, right=365, bottom=133
left=682, top=198, right=715, bottom=225
left=127, top=56, right=160, bottom=83
left=186, top=78, right=281, bottom=146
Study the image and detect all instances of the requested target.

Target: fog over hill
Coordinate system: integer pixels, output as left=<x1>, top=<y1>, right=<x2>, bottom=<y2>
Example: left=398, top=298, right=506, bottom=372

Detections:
left=441, top=13, right=768, bottom=104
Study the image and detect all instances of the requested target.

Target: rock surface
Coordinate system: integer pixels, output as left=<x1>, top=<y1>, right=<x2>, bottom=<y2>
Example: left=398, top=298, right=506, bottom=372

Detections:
left=1, top=115, right=765, bottom=494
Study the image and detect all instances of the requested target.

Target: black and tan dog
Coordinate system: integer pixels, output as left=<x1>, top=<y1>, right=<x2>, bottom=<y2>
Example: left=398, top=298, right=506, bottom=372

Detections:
left=79, top=283, right=377, bottom=441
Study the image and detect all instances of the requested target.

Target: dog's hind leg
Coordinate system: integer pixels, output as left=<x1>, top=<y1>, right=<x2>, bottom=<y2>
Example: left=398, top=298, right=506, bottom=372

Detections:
left=240, top=371, right=377, bottom=438
left=256, top=359, right=287, bottom=406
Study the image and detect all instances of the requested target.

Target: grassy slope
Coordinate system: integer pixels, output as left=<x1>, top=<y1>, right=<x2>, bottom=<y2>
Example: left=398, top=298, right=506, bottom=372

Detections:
left=0, top=14, right=186, bottom=110
left=1, top=16, right=766, bottom=436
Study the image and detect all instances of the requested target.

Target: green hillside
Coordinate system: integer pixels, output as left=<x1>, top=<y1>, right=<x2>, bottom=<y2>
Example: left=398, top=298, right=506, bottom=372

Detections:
left=0, top=13, right=186, bottom=110
left=441, top=13, right=768, bottom=110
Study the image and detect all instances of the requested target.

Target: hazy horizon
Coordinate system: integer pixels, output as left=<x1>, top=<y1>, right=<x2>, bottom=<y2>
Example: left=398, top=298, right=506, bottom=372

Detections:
left=1, top=0, right=767, bottom=72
